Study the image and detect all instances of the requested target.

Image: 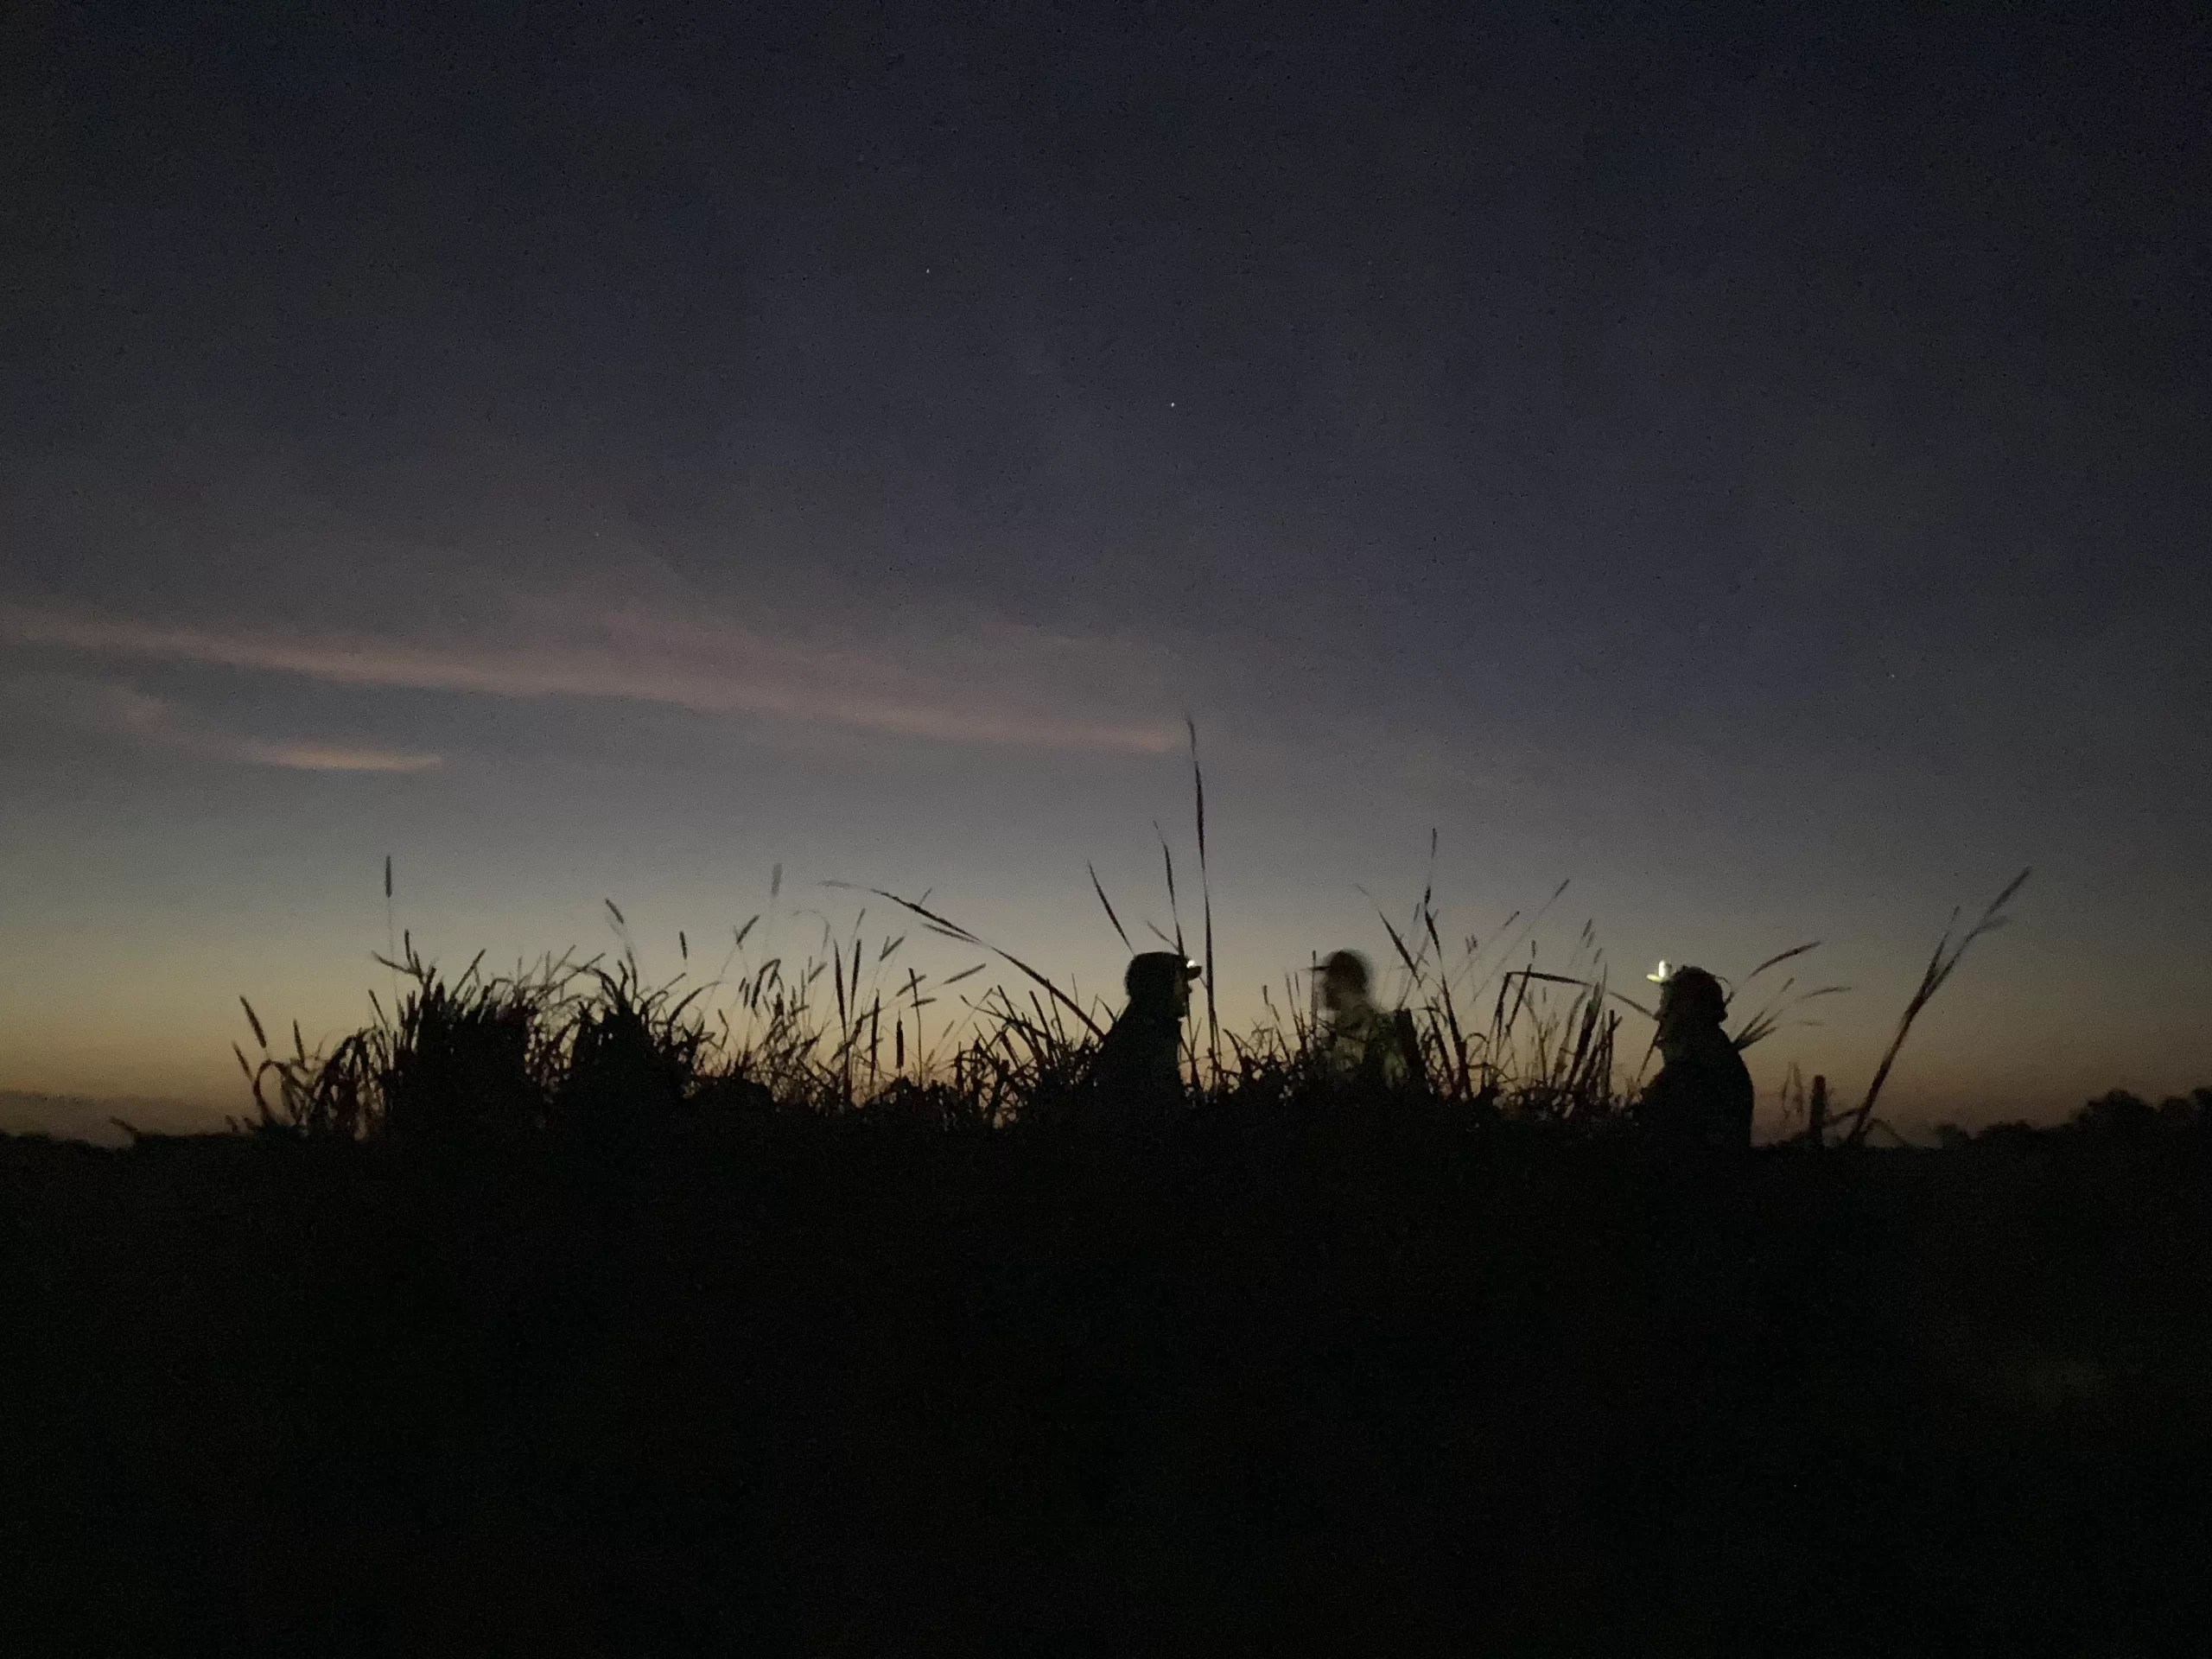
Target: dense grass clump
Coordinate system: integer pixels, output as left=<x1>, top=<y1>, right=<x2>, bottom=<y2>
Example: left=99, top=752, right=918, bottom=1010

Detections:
left=230, top=861, right=2027, bottom=1155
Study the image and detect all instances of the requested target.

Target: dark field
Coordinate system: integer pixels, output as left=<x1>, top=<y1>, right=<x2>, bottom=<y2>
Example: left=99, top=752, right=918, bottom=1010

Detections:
left=4, top=1119, right=2209, bottom=1655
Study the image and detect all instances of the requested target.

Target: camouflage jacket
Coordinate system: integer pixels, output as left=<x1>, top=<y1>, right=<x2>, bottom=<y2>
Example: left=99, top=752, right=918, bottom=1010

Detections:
left=1323, top=1000, right=1411, bottom=1090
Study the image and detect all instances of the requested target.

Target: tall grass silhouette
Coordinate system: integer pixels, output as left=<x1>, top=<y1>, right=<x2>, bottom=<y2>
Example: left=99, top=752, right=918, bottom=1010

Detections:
left=235, top=828, right=2032, bottom=1151
left=229, top=734, right=2032, bottom=1146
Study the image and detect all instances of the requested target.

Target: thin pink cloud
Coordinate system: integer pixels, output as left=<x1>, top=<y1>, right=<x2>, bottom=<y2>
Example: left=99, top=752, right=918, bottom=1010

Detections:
left=232, top=739, right=444, bottom=773
left=3, top=670, right=445, bottom=774
left=0, top=603, right=1182, bottom=753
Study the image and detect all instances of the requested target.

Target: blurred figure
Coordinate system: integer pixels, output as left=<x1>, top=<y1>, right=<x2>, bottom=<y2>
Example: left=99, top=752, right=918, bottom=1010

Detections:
left=1637, top=964, right=1754, bottom=1149
left=1090, top=950, right=1199, bottom=1123
left=1314, top=950, right=1412, bottom=1090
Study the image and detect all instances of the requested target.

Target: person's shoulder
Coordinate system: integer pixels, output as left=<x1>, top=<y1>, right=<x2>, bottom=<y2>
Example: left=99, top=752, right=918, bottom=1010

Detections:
left=1687, top=1027, right=1743, bottom=1062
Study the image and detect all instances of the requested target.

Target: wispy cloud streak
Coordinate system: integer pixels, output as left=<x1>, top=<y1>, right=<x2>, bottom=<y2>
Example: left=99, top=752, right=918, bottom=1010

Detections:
left=3, top=671, right=444, bottom=773
left=230, top=739, right=443, bottom=772
left=0, top=604, right=1182, bottom=753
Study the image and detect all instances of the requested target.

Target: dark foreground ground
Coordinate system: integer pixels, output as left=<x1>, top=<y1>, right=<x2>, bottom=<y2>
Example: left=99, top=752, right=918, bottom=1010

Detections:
left=3, top=1114, right=2209, bottom=1656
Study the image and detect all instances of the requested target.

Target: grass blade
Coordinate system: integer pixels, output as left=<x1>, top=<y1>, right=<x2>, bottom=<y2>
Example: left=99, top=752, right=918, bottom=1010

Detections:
left=1088, top=862, right=1132, bottom=951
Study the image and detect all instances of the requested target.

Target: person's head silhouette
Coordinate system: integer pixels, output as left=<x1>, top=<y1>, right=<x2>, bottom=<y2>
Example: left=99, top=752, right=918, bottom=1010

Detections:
left=1124, top=951, right=1199, bottom=1020
left=1653, top=965, right=1728, bottom=1056
left=1316, top=950, right=1373, bottom=1015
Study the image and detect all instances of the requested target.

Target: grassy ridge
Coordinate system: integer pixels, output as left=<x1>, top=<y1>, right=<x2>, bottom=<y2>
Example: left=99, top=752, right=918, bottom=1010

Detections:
left=4, top=1119, right=2209, bottom=1652
left=222, top=854, right=2031, bottom=1150
left=15, top=855, right=2192, bottom=1649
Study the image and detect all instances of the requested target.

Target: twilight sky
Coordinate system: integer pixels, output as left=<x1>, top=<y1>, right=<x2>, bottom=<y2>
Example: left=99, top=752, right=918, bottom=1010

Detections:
left=3, top=0, right=2209, bottom=1135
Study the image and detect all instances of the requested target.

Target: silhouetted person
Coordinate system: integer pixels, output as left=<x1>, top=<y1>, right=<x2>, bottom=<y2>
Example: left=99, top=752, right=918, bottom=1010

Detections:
left=1088, top=951, right=1198, bottom=1128
left=1315, top=950, right=1411, bottom=1090
left=1637, top=964, right=1754, bottom=1149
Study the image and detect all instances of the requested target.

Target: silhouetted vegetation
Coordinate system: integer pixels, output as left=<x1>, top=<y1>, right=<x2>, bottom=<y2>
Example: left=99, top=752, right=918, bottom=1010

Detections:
left=222, top=851, right=2024, bottom=1164
left=17, top=844, right=2203, bottom=1650
left=7, top=1084, right=2211, bottom=1652
left=1940, top=1086, right=2212, bottom=1151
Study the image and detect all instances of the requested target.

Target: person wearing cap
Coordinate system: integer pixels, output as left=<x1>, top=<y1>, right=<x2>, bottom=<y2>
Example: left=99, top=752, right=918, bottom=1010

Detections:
left=1637, top=963, right=1755, bottom=1149
left=1089, top=950, right=1200, bottom=1123
left=1315, top=950, right=1412, bottom=1090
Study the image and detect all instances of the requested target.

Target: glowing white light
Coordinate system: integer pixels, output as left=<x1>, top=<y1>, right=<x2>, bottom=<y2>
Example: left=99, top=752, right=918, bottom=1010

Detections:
left=1647, top=959, right=1673, bottom=984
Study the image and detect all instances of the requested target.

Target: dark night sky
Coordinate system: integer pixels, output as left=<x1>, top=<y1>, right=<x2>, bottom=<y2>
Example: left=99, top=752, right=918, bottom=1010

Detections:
left=3, top=1, right=2209, bottom=1130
